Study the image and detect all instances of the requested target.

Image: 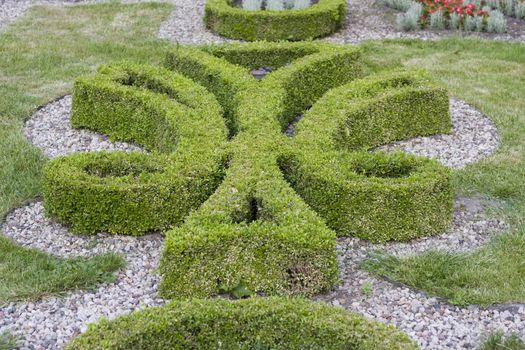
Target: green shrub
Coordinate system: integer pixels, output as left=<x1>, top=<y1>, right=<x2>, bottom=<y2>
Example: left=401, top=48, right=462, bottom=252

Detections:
left=42, top=63, right=228, bottom=235
left=161, top=42, right=362, bottom=298
left=204, top=0, right=346, bottom=41
left=45, top=42, right=452, bottom=298
left=66, top=297, right=418, bottom=350
left=281, top=71, right=453, bottom=242
left=396, top=2, right=422, bottom=31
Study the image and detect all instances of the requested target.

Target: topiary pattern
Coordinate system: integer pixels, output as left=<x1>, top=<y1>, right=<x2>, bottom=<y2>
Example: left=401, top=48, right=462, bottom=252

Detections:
left=42, top=41, right=453, bottom=299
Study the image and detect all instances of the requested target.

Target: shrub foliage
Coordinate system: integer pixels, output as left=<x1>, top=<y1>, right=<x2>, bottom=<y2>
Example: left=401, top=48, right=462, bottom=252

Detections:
left=43, top=41, right=453, bottom=300
left=204, top=0, right=346, bottom=41
left=66, top=297, right=418, bottom=350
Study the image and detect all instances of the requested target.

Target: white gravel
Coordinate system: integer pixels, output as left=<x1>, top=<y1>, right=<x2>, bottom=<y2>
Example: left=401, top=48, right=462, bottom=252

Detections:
left=157, top=0, right=227, bottom=44
left=24, top=95, right=143, bottom=158
left=376, top=98, right=500, bottom=169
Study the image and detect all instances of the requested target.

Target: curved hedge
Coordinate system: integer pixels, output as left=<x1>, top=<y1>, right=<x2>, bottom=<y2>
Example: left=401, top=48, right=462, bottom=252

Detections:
left=43, top=42, right=453, bottom=299
left=282, top=71, right=453, bottom=242
left=160, top=42, right=362, bottom=298
left=204, top=0, right=346, bottom=41
left=66, top=297, right=418, bottom=350
left=42, top=63, right=228, bottom=235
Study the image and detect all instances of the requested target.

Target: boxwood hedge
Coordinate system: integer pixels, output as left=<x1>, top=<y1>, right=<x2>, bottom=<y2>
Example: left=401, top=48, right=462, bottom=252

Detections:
left=42, top=42, right=453, bottom=300
left=160, top=42, right=362, bottom=298
left=204, top=0, right=346, bottom=41
left=66, top=297, right=418, bottom=350
left=281, top=71, right=453, bottom=242
left=42, top=63, right=228, bottom=235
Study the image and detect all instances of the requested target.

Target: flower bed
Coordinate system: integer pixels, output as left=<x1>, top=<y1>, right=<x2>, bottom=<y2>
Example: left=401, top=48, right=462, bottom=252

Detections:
left=66, top=297, right=418, bottom=350
left=386, top=0, right=512, bottom=32
left=204, top=0, right=346, bottom=41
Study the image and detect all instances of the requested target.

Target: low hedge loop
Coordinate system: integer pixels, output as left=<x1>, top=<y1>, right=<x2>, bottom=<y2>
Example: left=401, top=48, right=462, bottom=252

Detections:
left=42, top=63, right=228, bottom=235
left=282, top=71, right=454, bottom=242
left=66, top=297, right=418, bottom=350
left=204, top=0, right=346, bottom=41
left=43, top=42, right=453, bottom=300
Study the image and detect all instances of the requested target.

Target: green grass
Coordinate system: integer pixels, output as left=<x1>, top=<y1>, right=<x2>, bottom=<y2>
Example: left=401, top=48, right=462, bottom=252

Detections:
left=479, top=332, right=525, bottom=350
left=360, top=38, right=525, bottom=306
left=0, top=2, right=172, bottom=303
left=0, top=236, right=124, bottom=304
left=0, top=331, right=18, bottom=350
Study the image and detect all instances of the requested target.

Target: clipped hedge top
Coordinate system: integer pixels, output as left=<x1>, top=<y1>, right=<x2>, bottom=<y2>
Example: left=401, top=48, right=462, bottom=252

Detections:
left=204, top=0, right=346, bottom=41
left=67, top=297, right=418, bottom=350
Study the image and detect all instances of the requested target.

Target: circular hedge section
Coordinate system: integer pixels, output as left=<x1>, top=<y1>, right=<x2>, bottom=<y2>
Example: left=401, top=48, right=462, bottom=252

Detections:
left=204, top=0, right=346, bottom=41
left=66, top=297, right=418, bottom=350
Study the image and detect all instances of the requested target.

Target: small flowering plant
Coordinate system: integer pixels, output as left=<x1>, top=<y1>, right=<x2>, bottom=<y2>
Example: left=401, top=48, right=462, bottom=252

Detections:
left=419, top=0, right=489, bottom=27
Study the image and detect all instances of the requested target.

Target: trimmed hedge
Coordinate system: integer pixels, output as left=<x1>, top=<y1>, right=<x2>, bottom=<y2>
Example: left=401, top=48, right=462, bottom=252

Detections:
left=42, top=63, right=228, bottom=235
left=66, top=297, right=418, bottom=350
left=204, top=0, right=346, bottom=41
left=44, top=42, right=453, bottom=301
left=282, top=71, right=453, bottom=242
left=160, top=42, right=362, bottom=298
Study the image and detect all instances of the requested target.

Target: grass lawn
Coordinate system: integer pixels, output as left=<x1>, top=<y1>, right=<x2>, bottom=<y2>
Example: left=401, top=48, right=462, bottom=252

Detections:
left=0, top=2, right=172, bottom=304
left=0, top=331, right=18, bottom=350
left=0, top=1, right=524, bottom=307
left=360, top=38, right=525, bottom=306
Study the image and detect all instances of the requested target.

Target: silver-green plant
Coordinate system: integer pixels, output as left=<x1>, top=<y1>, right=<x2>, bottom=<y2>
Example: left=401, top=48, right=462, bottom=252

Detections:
left=284, top=0, right=295, bottom=8
left=501, top=0, right=515, bottom=16
left=516, top=1, right=525, bottom=18
left=429, top=11, right=446, bottom=30
left=464, top=15, right=478, bottom=31
left=385, top=0, right=413, bottom=11
left=487, top=10, right=507, bottom=32
left=293, top=0, right=311, bottom=9
left=449, top=12, right=461, bottom=29
left=243, top=0, right=263, bottom=10
left=474, top=15, right=484, bottom=31
left=266, top=0, right=285, bottom=10
left=396, top=2, right=422, bottom=30
left=485, top=0, right=501, bottom=10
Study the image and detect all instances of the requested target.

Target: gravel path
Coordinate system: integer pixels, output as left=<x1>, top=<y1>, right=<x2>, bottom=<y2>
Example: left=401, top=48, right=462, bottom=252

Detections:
left=0, top=201, right=165, bottom=349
